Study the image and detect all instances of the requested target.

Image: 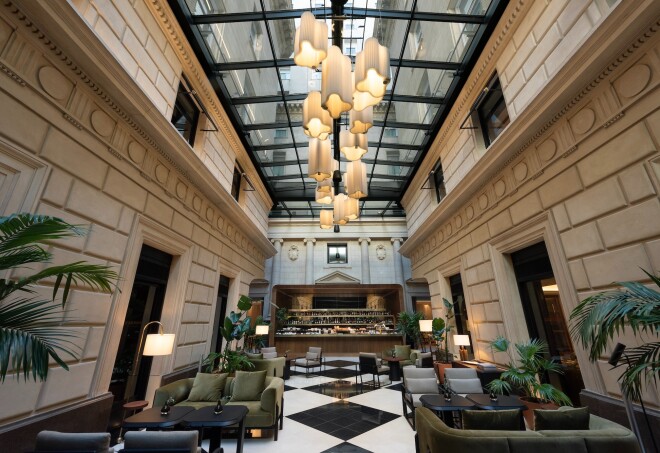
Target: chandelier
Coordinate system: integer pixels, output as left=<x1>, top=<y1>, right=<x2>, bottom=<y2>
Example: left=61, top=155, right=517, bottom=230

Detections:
left=293, top=5, right=390, bottom=231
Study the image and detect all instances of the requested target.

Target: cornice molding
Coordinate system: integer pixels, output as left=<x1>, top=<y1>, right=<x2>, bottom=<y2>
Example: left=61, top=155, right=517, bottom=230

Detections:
left=401, top=14, right=660, bottom=266
left=0, top=0, right=276, bottom=260
left=400, top=1, right=660, bottom=259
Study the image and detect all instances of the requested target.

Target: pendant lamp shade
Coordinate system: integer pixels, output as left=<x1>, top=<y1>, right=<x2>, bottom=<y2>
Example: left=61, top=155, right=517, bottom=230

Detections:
left=320, top=209, right=333, bottom=229
left=344, top=196, right=359, bottom=220
left=315, top=181, right=334, bottom=204
left=353, top=87, right=382, bottom=112
left=303, top=91, right=332, bottom=140
left=333, top=193, right=349, bottom=225
left=308, top=138, right=332, bottom=182
left=349, top=107, right=373, bottom=134
left=322, top=46, right=353, bottom=118
left=339, top=131, right=368, bottom=161
left=355, top=37, right=391, bottom=98
left=346, top=160, right=368, bottom=199
left=294, top=12, right=328, bottom=69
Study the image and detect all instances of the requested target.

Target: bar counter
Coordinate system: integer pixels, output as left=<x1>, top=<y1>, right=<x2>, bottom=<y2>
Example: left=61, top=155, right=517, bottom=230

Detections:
left=275, top=333, right=404, bottom=354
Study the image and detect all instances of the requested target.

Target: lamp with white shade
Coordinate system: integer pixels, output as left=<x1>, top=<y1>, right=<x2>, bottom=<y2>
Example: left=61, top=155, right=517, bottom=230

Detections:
left=419, top=320, right=433, bottom=353
left=453, top=334, right=471, bottom=361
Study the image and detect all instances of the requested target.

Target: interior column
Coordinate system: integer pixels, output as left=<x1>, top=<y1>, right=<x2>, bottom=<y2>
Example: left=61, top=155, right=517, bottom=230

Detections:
left=358, top=237, right=371, bottom=284
left=304, top=238, right=316, bottom=284
left=391, top=237, right=409, bottom=311
left=268, top=238, right=283, bottom=316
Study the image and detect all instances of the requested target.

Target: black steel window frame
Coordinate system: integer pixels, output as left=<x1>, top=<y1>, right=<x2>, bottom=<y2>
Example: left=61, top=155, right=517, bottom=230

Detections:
left=327, top=243, right=348, bottom=264
left=171, top=77, right=200, bottom=146
left=475, top=73, right=510, bottom=148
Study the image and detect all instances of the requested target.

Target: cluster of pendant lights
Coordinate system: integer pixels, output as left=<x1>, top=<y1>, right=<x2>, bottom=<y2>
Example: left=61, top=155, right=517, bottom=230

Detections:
left=294, top=11, right=390, bottom=229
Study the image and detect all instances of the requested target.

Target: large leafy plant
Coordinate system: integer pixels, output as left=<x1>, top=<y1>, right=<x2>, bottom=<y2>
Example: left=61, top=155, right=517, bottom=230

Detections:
left=396, top=311, right=423, bottom=349
left=0, top=214, right=117, bottom=381
left=432, top=298, right=455, bottom=363
left=204, top=294, right=255, bottom=374
left=570, top=270, right=659, bottom=402
left=486, top=336, right=572, bottom=406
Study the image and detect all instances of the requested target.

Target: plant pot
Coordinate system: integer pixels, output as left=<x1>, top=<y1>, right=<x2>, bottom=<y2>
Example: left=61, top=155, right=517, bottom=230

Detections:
left=520, top=397, right=558, bottom=429
left=434, top=362, right=453, bottom=384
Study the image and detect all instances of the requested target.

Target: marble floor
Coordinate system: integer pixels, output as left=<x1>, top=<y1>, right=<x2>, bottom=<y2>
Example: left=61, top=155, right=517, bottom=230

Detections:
left=116, top=356, right=417, bottom=453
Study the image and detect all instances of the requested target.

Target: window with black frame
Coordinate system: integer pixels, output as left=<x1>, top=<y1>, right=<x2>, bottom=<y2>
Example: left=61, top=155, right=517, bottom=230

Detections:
left=327, top=244, right=348, bottom=264
left=432, top=160, right=446, bottom=203
left=171, top=78, right=199, bottom=145
left=231, top=166, right=242, bottom=202
left=475, top=74, right=509, bottom=147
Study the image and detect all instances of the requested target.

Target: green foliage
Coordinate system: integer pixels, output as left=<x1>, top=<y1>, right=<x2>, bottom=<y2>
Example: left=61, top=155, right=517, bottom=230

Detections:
left=275, top=307, right=289, bottom=331
left=0, top=214, right=117, bottom=382
left=486, top=336, right=572, bottom=406
left=570, top=269, right=660, bottom=402
left=432, top=298, right=455, bottom=362
left=206, top=295, right=256, bottom=374
left=396, top=311, right=424, bottom=349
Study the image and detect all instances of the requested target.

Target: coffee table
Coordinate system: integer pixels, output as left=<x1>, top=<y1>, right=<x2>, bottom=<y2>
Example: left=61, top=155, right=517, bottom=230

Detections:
left=122, top=406, right=195, bottom=429
left=181, top=405, right=248, bottom=453
left=420, top=394, right=476, bottom=428
left=466, top=393, right=528, bottom=429
left=382, top=356, right=403, bottom=381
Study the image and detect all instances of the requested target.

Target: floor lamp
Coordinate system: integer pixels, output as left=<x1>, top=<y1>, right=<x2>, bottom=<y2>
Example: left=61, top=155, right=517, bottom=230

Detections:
left=256, top=324, right=269, bottom=349
left=419, top=320, right=433, bottom=353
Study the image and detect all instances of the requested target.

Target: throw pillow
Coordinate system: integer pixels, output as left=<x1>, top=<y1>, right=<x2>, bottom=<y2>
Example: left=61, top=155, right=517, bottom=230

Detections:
left=394, top=344, right=411, bottom=360
left=534, top=407, right=590, bottom=431
left=262, top=351, right=278, bottom=359
left=245, top=352, right=263, bottom=359
left=405, top=377, right=439, bottom=394
left=231, top=370, right=267, bottom=401
left=446, top=377, right=483, bottom=394
left=462, top=409, right=523, bottom=430
left=187, top=373, right=228, bottom=402
left=261, top=347, right=277, bottom=354
left=306, top=352, right=319, bottom=360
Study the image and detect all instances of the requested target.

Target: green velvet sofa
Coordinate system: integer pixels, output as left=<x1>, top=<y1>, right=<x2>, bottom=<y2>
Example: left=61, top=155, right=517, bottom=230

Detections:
left=415, top=407, right=640, bottom=453
left=153, top=375, right=284, bottom=440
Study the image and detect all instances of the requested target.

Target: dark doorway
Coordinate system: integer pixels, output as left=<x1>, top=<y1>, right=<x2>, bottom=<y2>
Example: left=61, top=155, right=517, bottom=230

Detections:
left=211, top=275, right=230, bottom=354
left=449, top=274, right=471, bottom=356
left=107, top=244, right=172, bottom=436
left=510, top=242, right=584, bottom=404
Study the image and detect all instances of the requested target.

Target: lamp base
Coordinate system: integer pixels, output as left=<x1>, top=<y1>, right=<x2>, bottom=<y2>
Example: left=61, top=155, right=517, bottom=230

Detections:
left=459, top=347, right=468, bottom=361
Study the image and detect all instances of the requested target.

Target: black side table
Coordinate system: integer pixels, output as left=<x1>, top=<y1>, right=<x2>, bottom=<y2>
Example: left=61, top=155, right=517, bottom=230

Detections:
left=382, top=357, right=403, bottom=381
left=122, top=406, right=195, bottom=430
left=419, top=394, right=476, bottom=428
left=181, top=405, right=248, bottom=453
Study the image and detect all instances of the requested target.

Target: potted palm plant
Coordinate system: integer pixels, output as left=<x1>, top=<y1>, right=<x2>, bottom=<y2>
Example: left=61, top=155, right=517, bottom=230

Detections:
left=0, top=214, right=117, bottom=381
left=432, top=298, right=455, bottom=383
left=569, top=269, right=659, bottom=402
left=486, top=336, right=572, bottom=428
left=396, top=311, right=423, bottom=349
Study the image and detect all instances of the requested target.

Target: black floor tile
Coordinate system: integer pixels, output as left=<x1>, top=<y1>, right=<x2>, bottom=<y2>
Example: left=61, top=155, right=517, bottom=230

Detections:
left=284, top=384, right=297, bottom=392
left=301, top=380, right=377, bottom=399
left=325, top=359, right=358, bottom=367
left=322, top=367, right=358, bottom=379
left=287, top=401, right=400, bottom=440
left=321, top=442, right=373, bottom=453
left=384, top=383, right=404, bottom=391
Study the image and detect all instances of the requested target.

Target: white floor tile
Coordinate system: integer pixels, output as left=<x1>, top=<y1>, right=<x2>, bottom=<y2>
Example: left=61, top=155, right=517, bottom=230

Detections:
left=284, top=388, right=338, bottom=415
left=349, top=416, right=417, bottom=453
left=346, top=388, right=405, bottom=416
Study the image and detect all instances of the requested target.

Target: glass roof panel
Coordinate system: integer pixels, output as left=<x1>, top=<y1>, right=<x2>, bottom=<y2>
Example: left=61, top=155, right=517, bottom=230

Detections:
left=393, top=67, right=453, bottom=98
left=387, top=102, right=439, bottom=125
left=404, top=20, right=478, bottom=63
left=172, top=0, right=505, bottom=218
left=220, top=68, right=281, bottom=97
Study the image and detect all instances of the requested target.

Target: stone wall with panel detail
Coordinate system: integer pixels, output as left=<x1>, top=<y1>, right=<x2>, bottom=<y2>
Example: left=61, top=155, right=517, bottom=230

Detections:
left=0, top=0, right=275, bottom=436
left=400, top=0, right=660, bottom=418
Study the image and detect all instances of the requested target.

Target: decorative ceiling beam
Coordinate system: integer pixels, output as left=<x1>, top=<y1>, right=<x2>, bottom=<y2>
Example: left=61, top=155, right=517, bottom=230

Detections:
left=213, top=59, right=461, bottom=71
left=231, top=93, right=444, bottom=105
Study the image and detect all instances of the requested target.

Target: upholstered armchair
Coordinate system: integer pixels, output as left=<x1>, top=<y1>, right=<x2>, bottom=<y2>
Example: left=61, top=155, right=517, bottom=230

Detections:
left=357, top=352, right=390, bottom=388
left=444, top=368, right=484, bottom=394
left=293, top=346, right=323, bottom=377
left=401, top=367, right=439, bottom=430
left=32, top=431, right=111, bottom=453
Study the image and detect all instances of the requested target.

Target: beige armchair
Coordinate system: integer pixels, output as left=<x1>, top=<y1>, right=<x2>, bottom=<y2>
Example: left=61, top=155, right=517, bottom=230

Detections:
left=401, top=367, right=439, bottom=430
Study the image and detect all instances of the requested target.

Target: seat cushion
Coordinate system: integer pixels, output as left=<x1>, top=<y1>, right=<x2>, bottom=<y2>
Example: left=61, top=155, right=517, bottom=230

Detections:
left=446, top=377, right=483, bottom=394
left=534, top=407, right=590, bottom=431
left=124, top=431, right=198, bottom=453
left=394, top=344, right=411, bottom=360
left=231, top=370, right=267, bottom=401
left=444, top=368, right=478, bottom=380
left=187, top=373, right=227, bottom=402
left=462, top=409, right=523, bottom=431
left=406, top=377, right=439, bottom=394
left=226, top=401, right=274, bottom=428
left=35, top=431, right=111, bottom=453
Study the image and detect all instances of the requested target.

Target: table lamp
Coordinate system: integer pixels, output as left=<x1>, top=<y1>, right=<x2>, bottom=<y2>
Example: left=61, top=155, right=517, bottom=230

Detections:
left=255, top=324, right=269, bottom=350
left=453, top=334, right=470, bottom=361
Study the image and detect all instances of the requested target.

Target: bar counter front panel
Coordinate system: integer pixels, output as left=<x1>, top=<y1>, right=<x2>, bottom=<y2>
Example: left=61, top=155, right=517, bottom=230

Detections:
left=275, top=334, right=404, bottom=354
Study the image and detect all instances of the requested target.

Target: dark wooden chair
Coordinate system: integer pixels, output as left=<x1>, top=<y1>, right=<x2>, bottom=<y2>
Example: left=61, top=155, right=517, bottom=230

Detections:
left=356, top=352, right=390, bottom=388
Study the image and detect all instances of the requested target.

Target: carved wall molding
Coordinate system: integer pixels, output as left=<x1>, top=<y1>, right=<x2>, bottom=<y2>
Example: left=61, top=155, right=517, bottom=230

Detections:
left=407, top=20, right=660, bottom=267
left=0, top=1, right=272, bottom=264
